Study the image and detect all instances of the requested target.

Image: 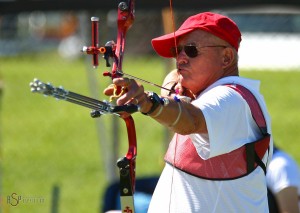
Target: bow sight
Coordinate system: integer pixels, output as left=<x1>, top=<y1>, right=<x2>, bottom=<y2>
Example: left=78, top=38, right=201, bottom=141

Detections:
left=81, top=17, right=116, bottom=68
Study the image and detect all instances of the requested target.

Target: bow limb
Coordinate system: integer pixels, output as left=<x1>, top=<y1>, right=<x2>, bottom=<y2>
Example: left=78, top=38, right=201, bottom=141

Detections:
left=111, top=0, right=135, bottom=78
left=123, top=116, right=137, bottom=189
left=117, top=116, right=137, bottom=213
left=116, top=118, right=137, bottom=213
left=113, top=1, right=137, bottom=212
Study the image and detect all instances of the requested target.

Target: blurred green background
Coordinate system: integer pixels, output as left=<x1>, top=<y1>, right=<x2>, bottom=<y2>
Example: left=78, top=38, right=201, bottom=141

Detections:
left=0, top=52, right=169, bottom=212
left=0, top=51, right=299, bottom=213
left=0, top=8, right=300, bottom=213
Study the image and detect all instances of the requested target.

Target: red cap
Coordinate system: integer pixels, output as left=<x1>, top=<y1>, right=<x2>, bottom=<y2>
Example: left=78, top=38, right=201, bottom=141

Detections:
left=151, top=12, right=242, bottom=58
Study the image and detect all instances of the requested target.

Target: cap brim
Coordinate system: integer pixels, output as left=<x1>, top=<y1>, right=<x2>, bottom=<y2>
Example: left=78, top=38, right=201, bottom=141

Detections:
left=151, top=28, right=194, bottom=58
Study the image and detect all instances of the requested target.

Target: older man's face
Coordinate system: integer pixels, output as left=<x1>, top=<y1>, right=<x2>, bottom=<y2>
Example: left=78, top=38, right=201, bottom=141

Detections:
left=176, top=30, right=229, bottom=95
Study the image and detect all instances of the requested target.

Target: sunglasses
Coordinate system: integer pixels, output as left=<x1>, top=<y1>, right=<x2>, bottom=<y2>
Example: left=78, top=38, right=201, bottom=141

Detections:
left=170, top=44, right=228, bottom=58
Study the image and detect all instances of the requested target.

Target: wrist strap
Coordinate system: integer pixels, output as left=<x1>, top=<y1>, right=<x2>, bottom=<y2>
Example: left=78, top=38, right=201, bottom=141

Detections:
left=142, top=92, right=162, bottom=116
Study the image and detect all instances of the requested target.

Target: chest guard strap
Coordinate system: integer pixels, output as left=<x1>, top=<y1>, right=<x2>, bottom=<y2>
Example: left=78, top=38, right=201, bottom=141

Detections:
left=164, top=84, right=270, bottom=180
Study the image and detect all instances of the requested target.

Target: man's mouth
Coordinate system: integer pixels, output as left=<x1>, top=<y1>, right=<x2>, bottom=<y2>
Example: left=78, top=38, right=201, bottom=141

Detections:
left=177, top=67, right=187, bottom=73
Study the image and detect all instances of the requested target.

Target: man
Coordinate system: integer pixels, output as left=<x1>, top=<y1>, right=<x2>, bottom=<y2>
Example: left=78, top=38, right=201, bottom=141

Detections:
left=104, top=12, right=273, bottom=212
left=267, top=146, right=300, bottom=213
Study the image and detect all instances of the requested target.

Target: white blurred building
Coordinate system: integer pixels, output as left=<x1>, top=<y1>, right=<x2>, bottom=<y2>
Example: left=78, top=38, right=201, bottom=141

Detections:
left=222, top=7, right=300, bottom=70
left=239, top=33, right=300, bottom=70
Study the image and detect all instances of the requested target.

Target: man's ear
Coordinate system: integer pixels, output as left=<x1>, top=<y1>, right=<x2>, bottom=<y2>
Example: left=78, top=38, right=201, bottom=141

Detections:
left=222, top=47, right=234, bottom=67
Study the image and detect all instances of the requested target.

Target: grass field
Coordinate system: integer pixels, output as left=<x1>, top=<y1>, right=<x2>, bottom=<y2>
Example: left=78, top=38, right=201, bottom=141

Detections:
left=0, top=51, right=299, bottom=213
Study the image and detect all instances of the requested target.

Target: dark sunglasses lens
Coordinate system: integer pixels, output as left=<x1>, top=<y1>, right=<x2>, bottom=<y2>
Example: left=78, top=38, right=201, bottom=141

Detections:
left=170, top=45, right=198, bottom=58
left=184, top=45, right=198, bottom=58
left=170, top=46, right=182, bottom=57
